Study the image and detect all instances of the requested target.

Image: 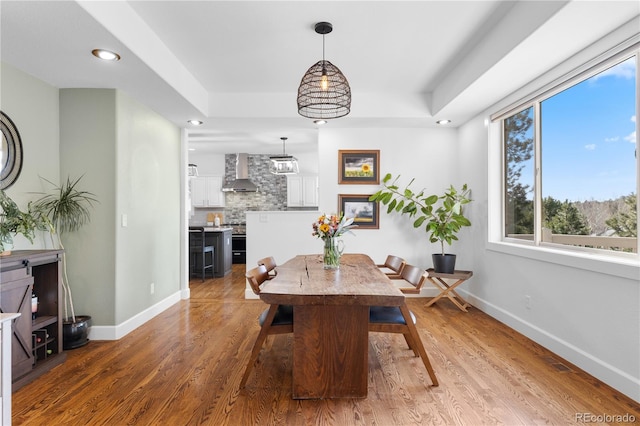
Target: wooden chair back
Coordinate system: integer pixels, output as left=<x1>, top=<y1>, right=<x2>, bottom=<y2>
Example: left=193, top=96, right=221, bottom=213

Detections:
left=246, top=264, right=269, bottom=295
left=257, top=256, right=278, bottom=279
left=377, top=255, right=406, bottom=279
left=398, top=264, right=428, bottom=294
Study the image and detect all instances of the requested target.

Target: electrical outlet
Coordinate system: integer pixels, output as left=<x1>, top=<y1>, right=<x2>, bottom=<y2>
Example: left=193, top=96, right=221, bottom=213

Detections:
left=150, top=282, right=155, bottom=294
left=525, top=295, right=531, bottom=309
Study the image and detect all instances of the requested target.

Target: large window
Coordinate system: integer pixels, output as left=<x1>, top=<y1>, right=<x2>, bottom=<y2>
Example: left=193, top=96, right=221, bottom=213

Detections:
left=503, top=54, right=638, bottom=255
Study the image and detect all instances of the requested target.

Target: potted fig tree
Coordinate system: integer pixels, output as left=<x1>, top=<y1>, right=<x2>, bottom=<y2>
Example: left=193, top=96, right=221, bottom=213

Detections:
left=33, top=176, right=97, bottom=349
left=370, top=173, right=472, bottom=273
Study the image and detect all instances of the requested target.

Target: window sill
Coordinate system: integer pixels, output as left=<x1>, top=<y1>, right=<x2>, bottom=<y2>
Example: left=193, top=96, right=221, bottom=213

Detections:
left=486, top=240, right=639, bottom=280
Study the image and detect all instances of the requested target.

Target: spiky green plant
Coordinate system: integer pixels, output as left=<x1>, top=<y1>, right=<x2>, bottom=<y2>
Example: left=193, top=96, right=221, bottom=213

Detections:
left=33, top=176, right=97, bottom=235
left=33, top=176, right=97, bottom=321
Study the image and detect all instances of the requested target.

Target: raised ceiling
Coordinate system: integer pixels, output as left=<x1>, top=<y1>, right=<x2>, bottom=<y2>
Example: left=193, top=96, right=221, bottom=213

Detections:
left=1, top=1, right=638, bottom=154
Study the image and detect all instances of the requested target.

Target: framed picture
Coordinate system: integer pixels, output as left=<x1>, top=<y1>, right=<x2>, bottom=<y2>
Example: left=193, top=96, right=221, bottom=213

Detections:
left=338, top=194, right=379, bottom=229
left=338, top=150, right=380, bottom=184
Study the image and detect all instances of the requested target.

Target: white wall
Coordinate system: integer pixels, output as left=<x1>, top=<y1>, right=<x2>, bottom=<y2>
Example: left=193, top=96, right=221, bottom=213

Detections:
left=246, top=210, right=320, bottom=298
left=318, top=127, right=464, bottom=270
left=451, top=21, right=640, bottom=402
left=458, top=107, right=640, bottom=403
left=188, top=152, right=225, bottom=175
left=293, top=151, right=318, bottom=174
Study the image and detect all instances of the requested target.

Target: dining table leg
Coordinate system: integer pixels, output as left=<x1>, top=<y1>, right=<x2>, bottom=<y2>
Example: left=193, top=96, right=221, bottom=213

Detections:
left=292, top=304, right=369, bottom=399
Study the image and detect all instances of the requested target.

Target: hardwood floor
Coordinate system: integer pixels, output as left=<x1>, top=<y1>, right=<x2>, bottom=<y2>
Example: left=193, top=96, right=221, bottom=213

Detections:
left=13, top=264, right=640, bottom=425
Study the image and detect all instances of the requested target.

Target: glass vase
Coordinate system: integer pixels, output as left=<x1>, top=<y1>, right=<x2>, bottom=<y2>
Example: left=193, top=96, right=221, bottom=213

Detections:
left=323, top=237, right=343, bottom=269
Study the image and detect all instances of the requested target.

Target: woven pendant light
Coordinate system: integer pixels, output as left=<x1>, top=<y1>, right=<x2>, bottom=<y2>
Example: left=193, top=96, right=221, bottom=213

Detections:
left=297, top=22, right=351, bottom=120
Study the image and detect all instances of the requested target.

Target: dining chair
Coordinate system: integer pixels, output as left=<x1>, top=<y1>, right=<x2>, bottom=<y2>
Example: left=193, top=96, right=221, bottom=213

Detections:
left=188, top=227, right=214, bottom=282
left=376, top=255, right=406, bottom=279
left=240, top=264, right=293, bottom=388
left=257, top=256, right=278, bottom=279
left=369, top=263, right=438, bottom=386
left=392, top=263, right=428, bottom=295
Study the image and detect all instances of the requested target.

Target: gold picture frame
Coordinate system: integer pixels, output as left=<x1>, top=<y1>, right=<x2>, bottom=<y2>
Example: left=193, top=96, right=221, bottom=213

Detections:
left=338, top=150, right=380, bottom=184
left=338, top=194, right=379, bottom=229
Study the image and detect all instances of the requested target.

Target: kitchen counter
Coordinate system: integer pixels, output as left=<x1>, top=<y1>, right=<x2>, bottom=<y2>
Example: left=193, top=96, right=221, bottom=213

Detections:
left=202, top=227, right=233, bottom=232
left=192, top=225, right=246, bottom=265
left=210, top=228, right=232, bottom=276
left=189, top=227, right=233, bottom=277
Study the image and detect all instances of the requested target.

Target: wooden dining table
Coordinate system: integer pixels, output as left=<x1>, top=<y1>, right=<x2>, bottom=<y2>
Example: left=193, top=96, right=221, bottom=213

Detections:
left=259, top=253, right=409, bottom=399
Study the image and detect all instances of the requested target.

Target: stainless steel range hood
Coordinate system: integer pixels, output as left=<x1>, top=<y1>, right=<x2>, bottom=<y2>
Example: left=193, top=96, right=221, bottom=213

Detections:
left=222, top=153, right=258, bottom=192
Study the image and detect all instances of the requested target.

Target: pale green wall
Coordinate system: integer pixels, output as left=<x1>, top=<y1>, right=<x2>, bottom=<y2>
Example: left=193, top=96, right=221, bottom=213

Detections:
left=114, top=91, right=181, bottom=323
left=59, top=89, right=117, bottom=324
left=59, top=89, right=181, bottom=325
left=2, top=67, right=182, bottom=327
left=0, top=62, right=59, bottom=238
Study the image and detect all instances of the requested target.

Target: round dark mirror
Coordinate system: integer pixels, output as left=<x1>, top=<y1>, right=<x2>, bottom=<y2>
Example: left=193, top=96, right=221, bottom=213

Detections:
left=0, top=111, right=23, bottom=190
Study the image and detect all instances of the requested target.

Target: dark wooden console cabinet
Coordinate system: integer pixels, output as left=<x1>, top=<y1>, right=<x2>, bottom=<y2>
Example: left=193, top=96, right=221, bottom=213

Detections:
left=0, top=250, right=67, bottom=390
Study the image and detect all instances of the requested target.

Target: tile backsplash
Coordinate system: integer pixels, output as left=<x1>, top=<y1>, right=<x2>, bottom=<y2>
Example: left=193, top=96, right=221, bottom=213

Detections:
left=190, top=154, right=289, bottom=225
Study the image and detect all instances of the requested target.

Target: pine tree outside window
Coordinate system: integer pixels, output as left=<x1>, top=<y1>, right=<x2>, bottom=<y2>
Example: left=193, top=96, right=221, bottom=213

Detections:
left=502, top=53, right=638, bottom=255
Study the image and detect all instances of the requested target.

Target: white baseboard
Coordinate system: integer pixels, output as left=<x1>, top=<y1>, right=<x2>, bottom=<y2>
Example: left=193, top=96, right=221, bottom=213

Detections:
left=88, top=291, right=182, bottom=341
left=181, top=287, right=190, bottom=299
left=245, top=288, right=259, bottom=299
left=463, top=290, right=640, bottom=404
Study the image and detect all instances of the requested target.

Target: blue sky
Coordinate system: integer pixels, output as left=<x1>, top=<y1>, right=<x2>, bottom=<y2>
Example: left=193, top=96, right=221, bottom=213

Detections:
left=540, top=57, right=637, bottom=202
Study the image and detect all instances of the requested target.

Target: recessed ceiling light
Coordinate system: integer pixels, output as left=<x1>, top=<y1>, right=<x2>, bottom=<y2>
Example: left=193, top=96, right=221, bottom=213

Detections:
left=188, top=120, right=203, bottom=126
left=91, top=49, right=121, bottom=61
left=313, top=119, right=327, bottom=125
left=436, top=119, right=451, bottom=125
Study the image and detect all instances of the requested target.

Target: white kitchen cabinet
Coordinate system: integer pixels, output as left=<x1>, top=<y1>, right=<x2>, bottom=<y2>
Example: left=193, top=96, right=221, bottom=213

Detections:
left=287, top=175, right=318, bottom=207
left=192, top=176, right=225, bottom=207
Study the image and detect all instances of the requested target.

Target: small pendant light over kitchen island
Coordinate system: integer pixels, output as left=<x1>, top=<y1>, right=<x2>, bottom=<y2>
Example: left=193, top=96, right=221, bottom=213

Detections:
left=269, top=137, right=299, bottom=175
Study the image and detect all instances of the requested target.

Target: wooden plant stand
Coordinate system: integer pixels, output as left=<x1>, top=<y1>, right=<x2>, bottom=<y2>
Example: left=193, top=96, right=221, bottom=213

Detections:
left=425, top=269, right=473, bottom=312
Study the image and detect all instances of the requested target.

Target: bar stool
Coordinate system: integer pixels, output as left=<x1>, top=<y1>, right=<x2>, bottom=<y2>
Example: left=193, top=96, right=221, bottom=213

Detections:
left=189, top=227, right=214, bottom=281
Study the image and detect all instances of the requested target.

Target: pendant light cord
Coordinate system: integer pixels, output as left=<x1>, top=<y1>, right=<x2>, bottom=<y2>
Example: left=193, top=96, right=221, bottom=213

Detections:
left=322, top=32, right=325, bottom=65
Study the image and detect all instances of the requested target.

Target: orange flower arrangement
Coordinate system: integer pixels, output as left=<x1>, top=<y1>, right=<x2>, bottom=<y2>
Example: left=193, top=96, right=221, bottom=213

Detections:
left=311, top=213, right=357, bottom=240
